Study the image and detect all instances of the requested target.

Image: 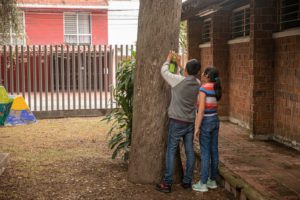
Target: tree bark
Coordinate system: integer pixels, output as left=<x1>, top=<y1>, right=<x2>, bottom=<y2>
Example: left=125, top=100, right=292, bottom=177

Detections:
left=128, top=0, right=182, bottom=184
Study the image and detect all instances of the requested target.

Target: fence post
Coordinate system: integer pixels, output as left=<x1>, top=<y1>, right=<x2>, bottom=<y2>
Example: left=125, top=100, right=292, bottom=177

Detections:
left=44, top=45, right=48, bottom=111
left=21, top=45, right=25, bottom=98
left=61, top=44, right=65, bottom=110
left=27, top=45, right=31, bottom=109
left=9, top=45, right=13, bottom=95
left=99, top=45, right=103, bottom=109
left=38, top=45, right=42, bottom=111
left=93, top=45, right=97, bottom=109
left=16, top=45, right=19, bottom=95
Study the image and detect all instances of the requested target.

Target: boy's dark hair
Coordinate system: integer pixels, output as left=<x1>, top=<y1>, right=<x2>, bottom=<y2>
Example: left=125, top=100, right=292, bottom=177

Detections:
left=185, top=59, right=201, bottom=76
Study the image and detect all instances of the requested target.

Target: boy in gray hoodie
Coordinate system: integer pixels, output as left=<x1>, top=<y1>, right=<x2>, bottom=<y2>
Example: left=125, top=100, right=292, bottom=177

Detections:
left=156, top=51, right=201, bottom=193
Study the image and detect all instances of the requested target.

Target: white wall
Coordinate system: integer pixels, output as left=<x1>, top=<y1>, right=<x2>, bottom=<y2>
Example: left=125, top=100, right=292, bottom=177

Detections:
left=108, top=0, right=139, bottom=45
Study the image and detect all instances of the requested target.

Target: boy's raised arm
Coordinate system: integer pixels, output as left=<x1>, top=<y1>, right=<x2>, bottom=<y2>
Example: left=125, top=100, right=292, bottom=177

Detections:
left=161, top=51, right=184, bottom=88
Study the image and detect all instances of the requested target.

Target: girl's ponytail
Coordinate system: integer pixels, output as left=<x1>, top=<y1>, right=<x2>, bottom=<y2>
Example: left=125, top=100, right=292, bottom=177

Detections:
left=213, top=77, right=222, bottom=101
left=204, top=67, right=222, bottom=101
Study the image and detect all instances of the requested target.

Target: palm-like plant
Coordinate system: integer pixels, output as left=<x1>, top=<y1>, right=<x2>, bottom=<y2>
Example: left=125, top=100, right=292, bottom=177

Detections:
left=103, top=52, right=135, bottom=161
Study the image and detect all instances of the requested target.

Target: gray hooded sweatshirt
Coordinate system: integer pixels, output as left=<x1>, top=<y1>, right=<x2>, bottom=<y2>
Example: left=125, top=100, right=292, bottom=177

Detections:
left=161, top=62, right=200, bottom=123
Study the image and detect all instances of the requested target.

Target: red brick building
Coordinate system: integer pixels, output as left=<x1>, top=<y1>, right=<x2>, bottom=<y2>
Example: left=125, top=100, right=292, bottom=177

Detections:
left=7, top=0, right=108, bottom=45
left=182, top=0, right=300, bottom=150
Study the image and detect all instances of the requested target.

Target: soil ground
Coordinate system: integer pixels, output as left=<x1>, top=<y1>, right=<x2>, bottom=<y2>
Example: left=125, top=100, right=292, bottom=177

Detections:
left=0, top=117, right=233, bottom=200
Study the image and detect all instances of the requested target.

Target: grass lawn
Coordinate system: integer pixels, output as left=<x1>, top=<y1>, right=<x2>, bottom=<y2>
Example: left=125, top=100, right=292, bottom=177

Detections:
left=0, top=117, right=232, bottom=200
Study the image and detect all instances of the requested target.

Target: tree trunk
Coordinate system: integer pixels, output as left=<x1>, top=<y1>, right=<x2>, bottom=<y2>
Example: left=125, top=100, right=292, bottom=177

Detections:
left=128, top=0, right=182, bottom=184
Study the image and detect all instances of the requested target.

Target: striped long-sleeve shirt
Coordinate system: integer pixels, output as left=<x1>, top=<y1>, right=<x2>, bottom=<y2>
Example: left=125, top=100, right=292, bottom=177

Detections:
left=199, top=82, right=218, bottom=117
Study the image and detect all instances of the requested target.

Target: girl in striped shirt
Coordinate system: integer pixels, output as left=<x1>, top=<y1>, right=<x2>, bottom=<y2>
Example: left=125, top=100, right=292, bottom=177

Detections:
left=193, top=67, right=222, bottom=192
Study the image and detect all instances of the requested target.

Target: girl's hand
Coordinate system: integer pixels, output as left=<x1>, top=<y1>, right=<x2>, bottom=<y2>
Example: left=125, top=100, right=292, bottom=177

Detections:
left=194, top=129, right=199, bottom=142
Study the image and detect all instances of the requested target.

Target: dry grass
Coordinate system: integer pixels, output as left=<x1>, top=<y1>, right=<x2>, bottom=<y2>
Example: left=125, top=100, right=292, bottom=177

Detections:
left=0, top=117, right=232, bottom=200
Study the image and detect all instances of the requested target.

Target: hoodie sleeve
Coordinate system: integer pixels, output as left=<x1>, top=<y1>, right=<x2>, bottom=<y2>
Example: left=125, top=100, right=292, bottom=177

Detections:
left=161, top=62, right=184, bottom=88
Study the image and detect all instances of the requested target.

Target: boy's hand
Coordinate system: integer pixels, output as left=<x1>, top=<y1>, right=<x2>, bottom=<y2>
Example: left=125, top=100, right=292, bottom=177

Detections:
left=166, top=50, right=173, bottom=63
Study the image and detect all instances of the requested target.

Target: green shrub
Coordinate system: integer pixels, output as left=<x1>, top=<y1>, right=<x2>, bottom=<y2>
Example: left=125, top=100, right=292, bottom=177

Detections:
left=103, top=53, right=135, bottom=161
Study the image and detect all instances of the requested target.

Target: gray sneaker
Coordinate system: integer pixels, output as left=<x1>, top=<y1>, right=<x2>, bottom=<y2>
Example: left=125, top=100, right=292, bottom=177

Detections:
left=192, top=181, right=208, bottom=192
left=207, top=178, right=218, bottom=189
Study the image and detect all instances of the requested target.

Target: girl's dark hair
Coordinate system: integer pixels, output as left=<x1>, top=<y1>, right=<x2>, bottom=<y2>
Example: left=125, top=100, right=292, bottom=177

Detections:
left=204, top=67, right=222, bottom=101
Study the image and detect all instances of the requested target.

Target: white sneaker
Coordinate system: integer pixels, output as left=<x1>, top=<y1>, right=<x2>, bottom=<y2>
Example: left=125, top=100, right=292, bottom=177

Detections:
left=207, top=178, right=218, bottom=189
left=192, top=181, right=208, bottom=192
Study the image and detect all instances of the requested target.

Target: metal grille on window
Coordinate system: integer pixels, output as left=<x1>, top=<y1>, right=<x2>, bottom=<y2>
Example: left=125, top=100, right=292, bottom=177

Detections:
left=202, top=19, right=211, bottom=43
left=64, top=13, right=91, bottom=45
left=231, top=6, right=250, bottom=38
left=280, top=0, right=300, bottom=30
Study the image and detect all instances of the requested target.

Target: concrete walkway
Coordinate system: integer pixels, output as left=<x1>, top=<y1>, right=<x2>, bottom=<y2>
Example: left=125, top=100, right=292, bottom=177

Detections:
left=218, top=122, right=300, bottom=200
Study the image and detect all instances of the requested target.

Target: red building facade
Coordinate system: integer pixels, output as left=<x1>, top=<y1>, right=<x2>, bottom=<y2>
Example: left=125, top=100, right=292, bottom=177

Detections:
left=17, top=0, right=108, bottom=45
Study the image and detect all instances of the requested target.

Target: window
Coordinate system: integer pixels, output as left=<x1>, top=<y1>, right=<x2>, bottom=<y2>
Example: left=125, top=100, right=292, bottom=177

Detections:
left=231, top=5, right=250, bottom=38
left=64, top=13, right=91, bottom=45
left=0, top=12, right=25, bottom=45
left=202, top=18, right=211, bottom=43
left=279, top=0, right=300, bottom=30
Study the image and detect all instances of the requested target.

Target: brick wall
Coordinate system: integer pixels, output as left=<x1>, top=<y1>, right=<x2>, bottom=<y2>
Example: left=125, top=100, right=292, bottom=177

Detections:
left=274, top=35, right=300, bottom=144
left=211, top=10, right=230, bottom=116
left=249, top=0, right=276, bottom=137
left=200, top=47, right=213, bottom=72
left=228, top=42, right=251, bottom=128
left=187, top=17, right=202, bottom=62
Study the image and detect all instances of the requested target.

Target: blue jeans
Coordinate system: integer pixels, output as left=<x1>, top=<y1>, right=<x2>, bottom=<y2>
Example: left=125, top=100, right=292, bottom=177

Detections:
left=164, top=119, right=195, bottom=185
left=199, top=115, right=220, bottom=184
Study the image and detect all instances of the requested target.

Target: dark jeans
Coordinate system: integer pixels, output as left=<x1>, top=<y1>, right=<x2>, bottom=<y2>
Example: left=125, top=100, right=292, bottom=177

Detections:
left=164, top=119, right=195, bottom=185
left=199, top=115, right=220, bottom=184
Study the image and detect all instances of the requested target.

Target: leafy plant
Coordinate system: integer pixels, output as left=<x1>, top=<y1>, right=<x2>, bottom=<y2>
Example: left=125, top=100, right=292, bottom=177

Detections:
left=103, top=52, right=135, bottom=161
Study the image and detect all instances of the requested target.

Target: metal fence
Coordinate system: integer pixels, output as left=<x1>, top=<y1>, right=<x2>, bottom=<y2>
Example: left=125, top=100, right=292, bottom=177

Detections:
left=0, top=44, right=135, bottom=116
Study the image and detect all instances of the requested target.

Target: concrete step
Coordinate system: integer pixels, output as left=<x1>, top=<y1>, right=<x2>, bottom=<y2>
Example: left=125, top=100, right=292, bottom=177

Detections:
left=0, top=153, right=9, bottom=176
